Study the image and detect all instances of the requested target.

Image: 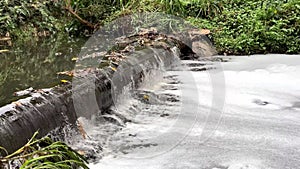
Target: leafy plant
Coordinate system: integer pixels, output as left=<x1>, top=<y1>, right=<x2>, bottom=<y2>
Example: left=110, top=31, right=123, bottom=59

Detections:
left=1, top=0, right=299, bottom=54
left=0, top=0, right=65, bottom=37
left=0, top=132, right=88, bottom=169
left=196, top=0, right=300, bottom=54
left=183, top=0, right=224, bottom=18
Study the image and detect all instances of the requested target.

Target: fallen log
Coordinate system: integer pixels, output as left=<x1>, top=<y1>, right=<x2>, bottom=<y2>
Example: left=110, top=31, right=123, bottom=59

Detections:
left=0, top=29, right=216, bottom=155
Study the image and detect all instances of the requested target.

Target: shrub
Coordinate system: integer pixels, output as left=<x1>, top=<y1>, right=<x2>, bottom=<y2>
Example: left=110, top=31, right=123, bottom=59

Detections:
left=209, top=0, right=300, bottom=54
left=0, top=0, right=65, bottom=37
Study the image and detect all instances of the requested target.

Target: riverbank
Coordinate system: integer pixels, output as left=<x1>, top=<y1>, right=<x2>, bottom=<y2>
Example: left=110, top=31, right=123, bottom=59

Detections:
left=1, top=0, right=299, bottom=55
left=0, top=1, right=299, bottom=167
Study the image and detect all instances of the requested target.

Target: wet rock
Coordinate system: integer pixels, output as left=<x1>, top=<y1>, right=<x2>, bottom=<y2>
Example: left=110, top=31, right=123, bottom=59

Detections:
left=163, top=75, right=178, bottom=80
left=123, top=143, right=158, bottom=150
left=159, top=93, right=180, bottom=103
left=29, top=96, right=44, bottom=105
left=0, top=28, right=212, bottom=155
left=160, top=113, right=170, bottom=117
left=128, top=134, right=137, bottom=137
left=167, top=80, right=181, bottom=84
left=101, top=114, right=126, bottom=127
left=190, top=67, right=215, bottom=72
left=133, top=90, right=162, bottom=105
left=162, top=85, right=179, bottom=90
left=253, top=99, right=270, bottom=106
left=13, top=87, right=34, bottom=97
left=185, top=62, right=207, bottom=67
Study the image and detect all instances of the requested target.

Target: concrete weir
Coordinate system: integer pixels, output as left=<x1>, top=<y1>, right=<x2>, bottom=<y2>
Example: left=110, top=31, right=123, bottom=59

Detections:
left=0, top=31, right=215, bottom=155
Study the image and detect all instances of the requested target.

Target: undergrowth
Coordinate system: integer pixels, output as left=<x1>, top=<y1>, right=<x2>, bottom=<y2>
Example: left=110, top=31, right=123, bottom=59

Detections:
left=1, top=0, right=299, bottom=55
left=0, top=132, right=88, bottom=169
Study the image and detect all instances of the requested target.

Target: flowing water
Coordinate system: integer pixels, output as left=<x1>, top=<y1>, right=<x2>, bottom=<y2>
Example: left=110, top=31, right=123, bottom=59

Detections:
left=1, top=36, right=300, bottom=169
left=73, top=54, right=300, bottom=169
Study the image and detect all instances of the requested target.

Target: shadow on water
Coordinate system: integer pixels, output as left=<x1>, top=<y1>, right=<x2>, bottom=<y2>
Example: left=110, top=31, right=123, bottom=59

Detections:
left=0, top=35, right=87, bottom=106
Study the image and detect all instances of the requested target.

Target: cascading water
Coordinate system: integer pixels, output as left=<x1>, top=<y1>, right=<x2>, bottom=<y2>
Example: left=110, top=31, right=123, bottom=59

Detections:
left=0, top=12, right=220, bottom=167
left=67, top=46, right=184, bottom=161
left=88, top=54, right=300, bottom=169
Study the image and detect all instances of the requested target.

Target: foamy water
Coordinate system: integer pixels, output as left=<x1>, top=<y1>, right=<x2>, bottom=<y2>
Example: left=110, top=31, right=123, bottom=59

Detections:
left=88, top=54, right=300, bottom=169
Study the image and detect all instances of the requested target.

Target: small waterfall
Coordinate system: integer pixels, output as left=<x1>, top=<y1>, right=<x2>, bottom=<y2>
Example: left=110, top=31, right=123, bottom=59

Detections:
left=67, top=45, right=183, bottom=161
left=110, top=46, right=181, bottom=108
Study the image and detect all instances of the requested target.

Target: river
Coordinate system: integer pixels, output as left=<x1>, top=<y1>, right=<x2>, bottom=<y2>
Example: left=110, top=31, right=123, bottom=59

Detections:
left=1, top=37, right=299, bottom=169
left=0, top=36, right=86, bottom=106
left=83, top=54, right=300, bottom=169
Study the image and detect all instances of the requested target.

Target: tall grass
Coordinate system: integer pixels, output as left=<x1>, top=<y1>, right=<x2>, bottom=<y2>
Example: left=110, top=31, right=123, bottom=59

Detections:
left=116, top=0, right=224, bottom=18
left=0, top=132, right=88, bottom=169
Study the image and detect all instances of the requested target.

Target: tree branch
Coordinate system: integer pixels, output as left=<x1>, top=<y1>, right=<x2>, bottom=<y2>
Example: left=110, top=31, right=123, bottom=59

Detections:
left=64, top=0, right=95, bottom=29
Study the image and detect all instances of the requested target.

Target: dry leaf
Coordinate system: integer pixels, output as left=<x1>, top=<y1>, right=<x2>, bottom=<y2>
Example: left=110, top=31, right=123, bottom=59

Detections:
left=13, top=101, right=22, bottom=107
left=60, top=79, right=69, bottom=83
left=57, top=71, right=74, bottom=77
left=77, top=120, right=87, bottom=140
left=71, top=57, right=78, bottom=61
left=0, top=49, right=9, bottom=53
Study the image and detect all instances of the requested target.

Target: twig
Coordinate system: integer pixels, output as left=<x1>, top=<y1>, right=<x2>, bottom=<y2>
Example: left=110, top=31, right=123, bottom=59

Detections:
left=64, top=0, right=95, bottom=29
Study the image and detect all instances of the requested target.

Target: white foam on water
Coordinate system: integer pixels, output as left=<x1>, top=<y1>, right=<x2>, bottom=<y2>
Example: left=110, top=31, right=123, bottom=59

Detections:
left=89, top=54, right=300, bottom=169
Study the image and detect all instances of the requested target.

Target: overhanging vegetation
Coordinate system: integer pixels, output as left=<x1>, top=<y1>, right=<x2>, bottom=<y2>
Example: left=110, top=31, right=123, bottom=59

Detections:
left=0, top=0, right=299, bottom=54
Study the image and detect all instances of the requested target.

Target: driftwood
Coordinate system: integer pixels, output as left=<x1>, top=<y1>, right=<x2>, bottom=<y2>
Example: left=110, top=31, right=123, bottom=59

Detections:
left=0, top=29, right=215, bottom=155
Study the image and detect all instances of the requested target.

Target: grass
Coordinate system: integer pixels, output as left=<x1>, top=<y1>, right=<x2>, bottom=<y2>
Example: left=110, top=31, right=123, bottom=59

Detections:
left=0, top=132, right=88, bottom=169
left=2, top=0, right=299, bottom=55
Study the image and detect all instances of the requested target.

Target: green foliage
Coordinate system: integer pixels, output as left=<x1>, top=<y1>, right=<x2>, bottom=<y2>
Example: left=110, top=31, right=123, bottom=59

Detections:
left=1, top=0, right=299, bottom=54
left=0, top=132, right=88, bottom=169
left=66, top=0, right=122, bottom=31
left=183, top=0, right=223, bottom=18
left=0, top=0, right=65, bottom=37
left=158, top=0, right=185, bottom=15
left=189, top=0, right=300, bottom=54
left=114, top=0, right=223, bottom=17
